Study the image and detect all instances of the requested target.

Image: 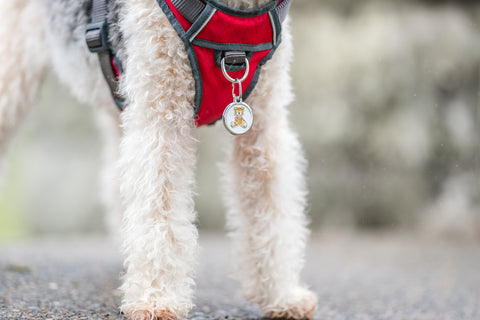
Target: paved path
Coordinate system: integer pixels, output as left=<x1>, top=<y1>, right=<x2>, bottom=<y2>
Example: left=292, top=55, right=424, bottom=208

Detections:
left=0, top=232, right=479, bottom=320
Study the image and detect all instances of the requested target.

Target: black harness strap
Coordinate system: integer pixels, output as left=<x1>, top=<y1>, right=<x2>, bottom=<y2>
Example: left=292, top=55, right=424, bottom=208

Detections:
left=85, top=0, right=125, bottom=110
left=275, top=0, right=291, bottom=23
left=171, top=0, right=206, bottom=23
left=171, top=0, right=292, bottom=24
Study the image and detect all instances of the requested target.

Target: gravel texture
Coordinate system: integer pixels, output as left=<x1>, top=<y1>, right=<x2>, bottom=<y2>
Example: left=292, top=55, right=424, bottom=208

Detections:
left=0, top=232, right=479, bottom=320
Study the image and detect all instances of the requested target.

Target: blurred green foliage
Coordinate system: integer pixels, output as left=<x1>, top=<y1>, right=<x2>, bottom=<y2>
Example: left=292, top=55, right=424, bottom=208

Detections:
left=0, top=156, right=26, bottom=240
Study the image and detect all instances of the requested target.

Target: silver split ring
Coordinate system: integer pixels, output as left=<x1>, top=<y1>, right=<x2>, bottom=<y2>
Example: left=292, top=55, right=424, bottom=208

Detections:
left=221, top=57, right=250, bottom=83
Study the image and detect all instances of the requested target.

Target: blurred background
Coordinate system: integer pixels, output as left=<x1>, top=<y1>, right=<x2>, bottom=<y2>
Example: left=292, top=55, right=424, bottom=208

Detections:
left=0, top=0, right=479, bottom=241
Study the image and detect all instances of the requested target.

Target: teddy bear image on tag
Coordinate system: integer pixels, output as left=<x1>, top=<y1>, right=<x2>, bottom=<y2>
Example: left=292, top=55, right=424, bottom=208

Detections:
left=222, top=102, right=254, bottom=135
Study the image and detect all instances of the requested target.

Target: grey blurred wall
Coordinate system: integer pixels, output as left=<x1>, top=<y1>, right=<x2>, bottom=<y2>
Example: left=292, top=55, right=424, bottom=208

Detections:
left=291, top=0, right=480, bottom=236
left=0, top=0, right=479, bottom=239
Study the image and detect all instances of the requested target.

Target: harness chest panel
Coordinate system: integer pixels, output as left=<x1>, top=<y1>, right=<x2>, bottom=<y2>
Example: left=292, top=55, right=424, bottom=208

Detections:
left=158, top=0, right=283, bottom=126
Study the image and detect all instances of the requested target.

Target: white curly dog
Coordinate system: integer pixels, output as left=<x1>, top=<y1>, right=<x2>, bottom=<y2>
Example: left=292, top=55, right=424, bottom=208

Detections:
left=0, top=0, right=317, bottom=319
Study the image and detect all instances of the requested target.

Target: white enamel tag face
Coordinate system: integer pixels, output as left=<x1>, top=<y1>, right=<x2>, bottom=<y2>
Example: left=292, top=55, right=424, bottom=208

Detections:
left=222, top=101, right=254, bottom=135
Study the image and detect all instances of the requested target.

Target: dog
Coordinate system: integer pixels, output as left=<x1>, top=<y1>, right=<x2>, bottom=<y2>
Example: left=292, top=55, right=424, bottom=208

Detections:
left=0, top=0, right=318, bottom=319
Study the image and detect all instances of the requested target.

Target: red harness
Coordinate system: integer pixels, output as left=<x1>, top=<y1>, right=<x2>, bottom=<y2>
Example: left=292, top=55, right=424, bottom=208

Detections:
left=86, top=0, right=290, bottom=126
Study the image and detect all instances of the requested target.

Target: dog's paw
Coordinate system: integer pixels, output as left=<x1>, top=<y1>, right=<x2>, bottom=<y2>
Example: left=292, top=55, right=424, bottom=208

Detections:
left=124, top=308, right=182, bottom=320
left=264, top=289, right=318, bottom=320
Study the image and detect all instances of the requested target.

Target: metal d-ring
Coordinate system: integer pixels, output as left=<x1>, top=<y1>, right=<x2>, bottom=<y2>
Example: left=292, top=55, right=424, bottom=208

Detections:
left=221, top=57, right=250, bottom=83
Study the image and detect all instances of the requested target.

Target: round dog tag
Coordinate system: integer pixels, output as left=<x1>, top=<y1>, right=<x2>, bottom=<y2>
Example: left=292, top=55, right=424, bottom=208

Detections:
left=222, top=101, right=254, bottom=135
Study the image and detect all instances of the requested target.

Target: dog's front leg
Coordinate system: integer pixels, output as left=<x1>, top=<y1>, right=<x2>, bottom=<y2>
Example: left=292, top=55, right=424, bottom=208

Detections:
left=118, top=97, right=198, bottom=320
left=223, top=21, right=317, bottom=319
left=116, top=1, right=199, bottom=319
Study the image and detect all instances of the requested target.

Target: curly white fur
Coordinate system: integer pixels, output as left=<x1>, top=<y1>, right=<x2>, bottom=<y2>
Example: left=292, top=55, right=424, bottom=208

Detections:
left=0, top=0, right=317, bottom=319
left=116, top=1, right=199, bottom=318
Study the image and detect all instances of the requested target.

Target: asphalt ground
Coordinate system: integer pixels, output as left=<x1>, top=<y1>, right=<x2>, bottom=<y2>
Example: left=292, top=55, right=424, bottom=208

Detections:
left=0, top=232, right=479, bottom=320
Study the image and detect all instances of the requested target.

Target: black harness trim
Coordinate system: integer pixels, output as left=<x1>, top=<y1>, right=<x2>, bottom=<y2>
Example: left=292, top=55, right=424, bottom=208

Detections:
left=85, top=0, right=125, bottom=110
